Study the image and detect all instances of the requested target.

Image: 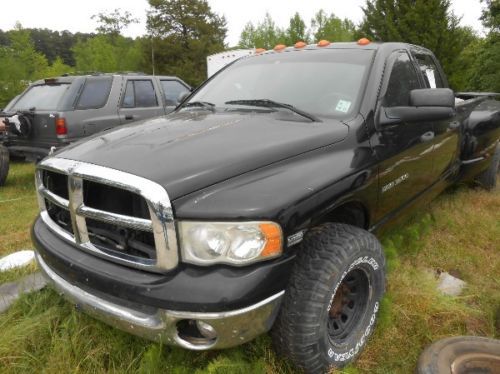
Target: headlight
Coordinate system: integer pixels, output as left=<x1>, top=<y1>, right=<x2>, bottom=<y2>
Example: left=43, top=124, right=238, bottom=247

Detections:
left=178, top=221, right=283, bottom=266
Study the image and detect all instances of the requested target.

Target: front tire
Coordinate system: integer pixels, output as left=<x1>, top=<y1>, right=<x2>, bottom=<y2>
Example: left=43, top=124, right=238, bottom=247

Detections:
left=475, top=143, right=500, bottom=190
left=272, top=223, right=385, bottom=373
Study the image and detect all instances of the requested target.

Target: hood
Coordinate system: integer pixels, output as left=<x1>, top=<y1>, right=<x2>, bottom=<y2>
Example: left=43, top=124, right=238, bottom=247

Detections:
left=56, top=110, right=348, bottom=199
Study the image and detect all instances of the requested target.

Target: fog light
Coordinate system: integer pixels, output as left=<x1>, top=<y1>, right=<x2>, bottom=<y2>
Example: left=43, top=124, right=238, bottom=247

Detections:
left=196, top=320, right=217, bottom=340
left=176, top=319, right=217, bottom=347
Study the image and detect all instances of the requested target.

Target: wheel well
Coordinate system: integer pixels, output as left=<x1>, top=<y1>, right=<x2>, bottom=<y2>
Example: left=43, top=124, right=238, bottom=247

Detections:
left=320, top=202, right=369, bottom=229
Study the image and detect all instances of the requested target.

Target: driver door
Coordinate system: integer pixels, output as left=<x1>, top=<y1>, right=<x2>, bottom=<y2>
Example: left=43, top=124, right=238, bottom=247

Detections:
left=374, top=52, right=435, bottom=219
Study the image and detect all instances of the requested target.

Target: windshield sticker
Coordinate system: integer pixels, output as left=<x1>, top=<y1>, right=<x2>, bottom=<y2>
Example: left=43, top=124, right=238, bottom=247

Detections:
left=335, top=100, right=351, bottom=113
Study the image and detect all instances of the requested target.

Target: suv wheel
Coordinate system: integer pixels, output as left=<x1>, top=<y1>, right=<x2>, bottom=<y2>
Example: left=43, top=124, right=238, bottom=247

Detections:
left=272, top=223, right=385, bottom=373
left=0, top=145, right=9, bottom=186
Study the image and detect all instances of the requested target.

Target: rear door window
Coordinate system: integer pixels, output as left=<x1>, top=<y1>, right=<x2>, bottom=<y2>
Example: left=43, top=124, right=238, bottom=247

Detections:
left=161, top=80, right=190, bottom=105
left=122, top=80, right=158, bottom=108
left=76, top=77, right=112, bottom=109
left=12, top=84, right=70, bottom=111
left=122, top=81, right=135, bottom=108
left=384, top=52, right=421, bottom=107
left=413, top=54, right=444, bottom=88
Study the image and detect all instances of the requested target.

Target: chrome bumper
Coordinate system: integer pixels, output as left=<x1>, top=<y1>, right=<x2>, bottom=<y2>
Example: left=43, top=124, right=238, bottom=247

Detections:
left=36, top=252, right=284, bottom=350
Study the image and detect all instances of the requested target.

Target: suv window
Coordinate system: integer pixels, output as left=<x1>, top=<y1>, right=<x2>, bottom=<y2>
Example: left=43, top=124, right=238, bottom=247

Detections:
left=413, top=53, right=444, bottom=88
left=384, top=53, right=421, bottom=107
left=76, top=77, right=112, bottom=109
left=122, top=80, right=158, bottom=108
left=12, top=84, right=69, bottom=111
left=161, top=80, right=189, bottom=106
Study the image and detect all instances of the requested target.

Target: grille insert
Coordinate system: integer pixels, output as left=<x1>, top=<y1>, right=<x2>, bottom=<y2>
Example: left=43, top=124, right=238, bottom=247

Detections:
left=35, top=158, right=178, bottom=273
left=87, top=218, right=157, bottom=260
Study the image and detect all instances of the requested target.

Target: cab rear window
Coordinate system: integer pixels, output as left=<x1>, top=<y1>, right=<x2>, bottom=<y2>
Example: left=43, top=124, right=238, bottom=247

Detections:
left=12, top=84, right=70, bottom=111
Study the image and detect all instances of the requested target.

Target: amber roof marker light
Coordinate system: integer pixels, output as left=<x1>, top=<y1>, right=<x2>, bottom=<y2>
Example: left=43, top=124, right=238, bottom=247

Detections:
left=357, top=38, right=371, bottom=46
left=294, top=41, right=307, bottom=48
left=317, top=40, right=331, bottom=47
left=255, top=48, right=266, bottom=54
left=273, top=44, right=286, bottom=51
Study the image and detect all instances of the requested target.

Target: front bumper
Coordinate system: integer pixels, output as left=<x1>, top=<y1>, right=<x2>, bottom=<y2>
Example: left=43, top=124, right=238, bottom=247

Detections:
left=36, top=251, right=284, bottom=349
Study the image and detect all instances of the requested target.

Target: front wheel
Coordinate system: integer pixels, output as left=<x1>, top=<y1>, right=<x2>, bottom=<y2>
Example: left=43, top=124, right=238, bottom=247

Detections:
left=475, top=143, right=500, bottom=190
left=272, top=223, right=385, bottom=373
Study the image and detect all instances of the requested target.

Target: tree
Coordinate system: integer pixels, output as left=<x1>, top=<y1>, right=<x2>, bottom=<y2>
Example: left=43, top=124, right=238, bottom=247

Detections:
left=446, top=27, right=481, bottom=90
left=91, top=8, right=139, bottom=36
left=0, top=24, right=50, bottom=106
left=71, top=8, right=143, bottom=74
left=0, top=28, right=94, bottom=66
left=358, top=0, right=471, bottom=89
left=480, top=0, right=500, bottom=31
left=239, top=13, right=287, bottom=49
left=286, top=13, right=309, bottom=44
left=145, top=0, right=227, bottom=85
left=461, top=0, right=500, bottom=91
left=238, top=11, right=355, bottom=49
left=72, top=35, right=142, bottom=73
left=311, top=10, right=355, bottom=42
left=43, top=57, right=72, bottom=77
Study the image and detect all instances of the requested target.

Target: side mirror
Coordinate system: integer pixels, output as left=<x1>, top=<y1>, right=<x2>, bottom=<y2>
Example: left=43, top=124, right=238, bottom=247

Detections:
left=178, top=91, right=191, bottom=104
left=379, top=88, right=455, bottom=127
left=410, top=88, right=455, bottom=108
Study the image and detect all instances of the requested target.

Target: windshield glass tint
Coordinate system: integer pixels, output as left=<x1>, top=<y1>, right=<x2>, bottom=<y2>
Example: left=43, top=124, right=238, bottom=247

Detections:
left=189, top=49, right=373, bottom=117
left=13, top=84, right=69, bottom=111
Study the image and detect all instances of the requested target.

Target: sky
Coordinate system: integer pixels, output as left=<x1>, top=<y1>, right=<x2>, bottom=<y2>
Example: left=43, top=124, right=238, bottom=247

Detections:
left=1, top=0, right=486, bottom=47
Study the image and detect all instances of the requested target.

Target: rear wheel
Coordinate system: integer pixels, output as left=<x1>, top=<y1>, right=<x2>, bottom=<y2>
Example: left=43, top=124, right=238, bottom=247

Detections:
left=272, top=223, right=385, bottom=373
left=0, top=145, right=9, bottom=186
left=475, top=143, right=500, bottom=190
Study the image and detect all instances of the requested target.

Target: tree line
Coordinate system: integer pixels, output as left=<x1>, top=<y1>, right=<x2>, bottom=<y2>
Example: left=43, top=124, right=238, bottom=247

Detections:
left=0, top=0, right=498, bottom=108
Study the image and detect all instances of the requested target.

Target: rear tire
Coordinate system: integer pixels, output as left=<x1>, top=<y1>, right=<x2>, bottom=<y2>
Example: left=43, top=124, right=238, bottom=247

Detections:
left=0, top=145, right=9, bottom=186
left=272, top=223, right=385, bottom=373
left=475, top=143, right=500, bottom=190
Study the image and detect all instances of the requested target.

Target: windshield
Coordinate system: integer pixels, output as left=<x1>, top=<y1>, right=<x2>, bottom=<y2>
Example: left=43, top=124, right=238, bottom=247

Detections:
left=12, top=84, right=70, bottom=111
left=188, top=49, right=374, bottom=118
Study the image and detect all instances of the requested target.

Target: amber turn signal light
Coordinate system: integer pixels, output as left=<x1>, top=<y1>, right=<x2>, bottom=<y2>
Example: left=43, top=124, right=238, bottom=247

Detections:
left=357, top=38, right=371, bottom=45
left=317, top=40, right=331, bottom=47
left=259, top=223, right=283, bottom=257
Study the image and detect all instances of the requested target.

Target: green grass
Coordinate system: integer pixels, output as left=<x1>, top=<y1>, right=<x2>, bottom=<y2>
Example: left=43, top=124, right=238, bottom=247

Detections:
left=0, top=162, right=498, bottom=373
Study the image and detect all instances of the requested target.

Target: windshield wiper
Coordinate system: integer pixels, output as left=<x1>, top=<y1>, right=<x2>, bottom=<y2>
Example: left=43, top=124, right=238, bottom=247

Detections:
left=182, top=101, right=215, bottom=112
left=225, top=99, right=320, bottom=122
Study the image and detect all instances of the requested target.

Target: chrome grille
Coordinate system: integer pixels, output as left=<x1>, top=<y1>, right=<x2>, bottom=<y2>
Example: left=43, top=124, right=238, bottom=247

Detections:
left=35, top=158, right=179, bottom=273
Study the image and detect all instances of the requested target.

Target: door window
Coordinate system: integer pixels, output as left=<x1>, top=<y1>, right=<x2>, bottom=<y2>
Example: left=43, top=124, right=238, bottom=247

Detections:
left=413, top=54, right=444, bottom=88
left=161, top=80, right=190, bottom=106
left=121, top=80, right=158, bottom=108
left=384, top=53, right=421, bottom=107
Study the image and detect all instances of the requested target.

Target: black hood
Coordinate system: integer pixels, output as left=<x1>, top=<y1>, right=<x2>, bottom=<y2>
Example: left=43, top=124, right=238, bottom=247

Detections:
left=56, top=110, right=348, bottom=199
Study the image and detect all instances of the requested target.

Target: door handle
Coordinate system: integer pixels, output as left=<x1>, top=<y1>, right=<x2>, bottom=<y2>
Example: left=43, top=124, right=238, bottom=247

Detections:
left=420, top=131, right=435, bottom=142
left=125, top=115, right=134, bottom=120
left=448, top=121, right=460, bottom=130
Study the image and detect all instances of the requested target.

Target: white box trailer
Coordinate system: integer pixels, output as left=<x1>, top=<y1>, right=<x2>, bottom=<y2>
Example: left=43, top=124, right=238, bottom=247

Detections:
left=207, top=49, right=255, bottom=78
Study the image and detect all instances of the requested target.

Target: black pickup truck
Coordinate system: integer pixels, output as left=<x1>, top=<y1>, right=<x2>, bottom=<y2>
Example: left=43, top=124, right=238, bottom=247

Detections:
left=31, top=41, right=500, bottom=373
